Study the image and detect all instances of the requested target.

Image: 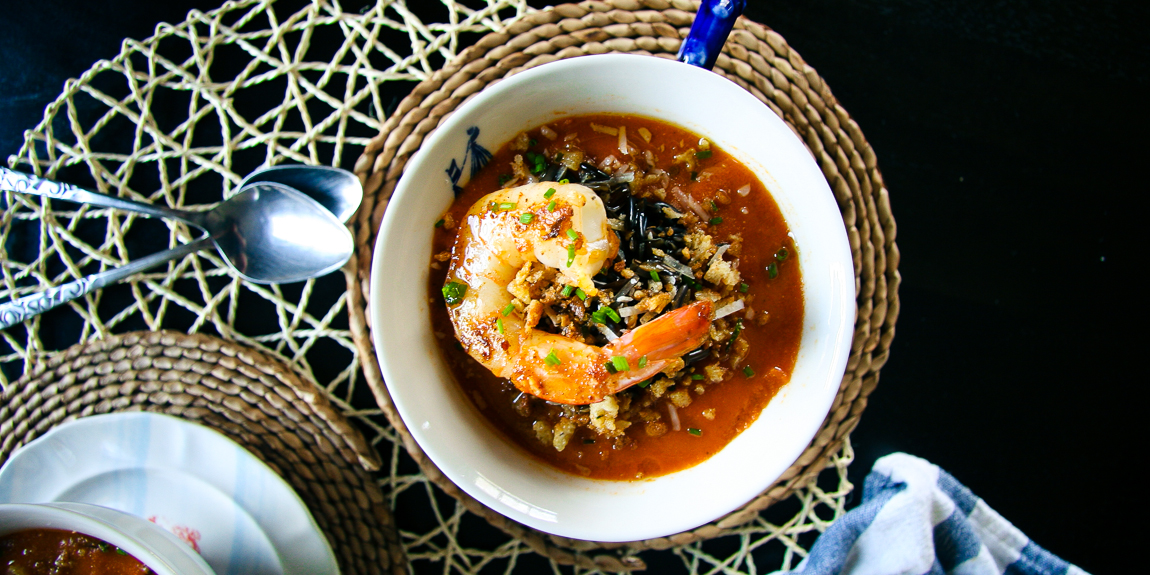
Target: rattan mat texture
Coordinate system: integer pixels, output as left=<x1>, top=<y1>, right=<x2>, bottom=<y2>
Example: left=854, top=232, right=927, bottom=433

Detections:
left=347, top=0, right=901, bottom=566
left=0, top=330, right=407, bottom=575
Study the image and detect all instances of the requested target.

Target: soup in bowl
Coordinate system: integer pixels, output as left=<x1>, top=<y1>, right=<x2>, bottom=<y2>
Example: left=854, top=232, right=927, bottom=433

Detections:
left=370, top=53, right=853, bottom=541
left=0, top=502, right=215, bottom=575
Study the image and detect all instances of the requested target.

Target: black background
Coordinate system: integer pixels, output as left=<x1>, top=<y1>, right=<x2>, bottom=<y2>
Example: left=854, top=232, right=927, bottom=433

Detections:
left=2, top=1, right=1145, bottom=573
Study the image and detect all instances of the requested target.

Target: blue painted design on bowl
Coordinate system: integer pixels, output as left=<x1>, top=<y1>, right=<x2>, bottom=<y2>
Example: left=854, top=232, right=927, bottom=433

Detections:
left=445, top=126, right=493, bottom=196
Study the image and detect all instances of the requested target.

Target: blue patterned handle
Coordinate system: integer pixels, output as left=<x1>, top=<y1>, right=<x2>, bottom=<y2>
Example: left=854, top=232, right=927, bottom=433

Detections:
left=676, top=0, right=746, bottom=71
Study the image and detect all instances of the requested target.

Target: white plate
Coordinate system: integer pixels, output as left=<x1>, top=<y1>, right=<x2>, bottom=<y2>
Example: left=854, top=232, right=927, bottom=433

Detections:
left=0, top=412, right=338, bottom=575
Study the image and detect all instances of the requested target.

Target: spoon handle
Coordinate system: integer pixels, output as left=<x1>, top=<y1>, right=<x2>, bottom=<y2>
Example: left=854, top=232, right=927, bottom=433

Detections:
left=676, top=0, right=746, bottom=71
left=1, top=167, right=202, bottom=229
left=0, top=238, right=211, bottom=330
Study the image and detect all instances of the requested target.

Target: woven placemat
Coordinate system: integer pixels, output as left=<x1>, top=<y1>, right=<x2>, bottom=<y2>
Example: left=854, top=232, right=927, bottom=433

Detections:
left=345, top=0, right=900, bottom=569
left=0, top=330, right=407, bottom=575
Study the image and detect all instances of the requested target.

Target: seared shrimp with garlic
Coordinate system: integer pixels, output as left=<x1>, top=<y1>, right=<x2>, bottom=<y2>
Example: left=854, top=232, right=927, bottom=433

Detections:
left=442, top=181, right=713, bottom=405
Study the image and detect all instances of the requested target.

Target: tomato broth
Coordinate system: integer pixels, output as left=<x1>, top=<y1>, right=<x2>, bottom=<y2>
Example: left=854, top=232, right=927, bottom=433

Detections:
left=0, top=528, right=155, bottom=574
left=429, top=114, right=803, bottom=480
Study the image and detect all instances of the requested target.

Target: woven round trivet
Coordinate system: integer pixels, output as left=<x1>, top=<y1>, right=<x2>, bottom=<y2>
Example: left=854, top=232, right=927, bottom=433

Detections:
left=0, top=330, right=407, bottom=575
left=345, top=0, right=899, bottom=569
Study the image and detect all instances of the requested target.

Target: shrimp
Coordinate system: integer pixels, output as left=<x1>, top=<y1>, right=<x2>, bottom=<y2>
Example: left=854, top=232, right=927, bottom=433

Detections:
left=443, top=181, right=714, bottom=405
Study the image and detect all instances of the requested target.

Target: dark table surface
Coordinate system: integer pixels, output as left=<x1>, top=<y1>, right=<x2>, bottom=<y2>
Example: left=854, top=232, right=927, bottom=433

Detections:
left=3, top=1, right=1145, bottom=573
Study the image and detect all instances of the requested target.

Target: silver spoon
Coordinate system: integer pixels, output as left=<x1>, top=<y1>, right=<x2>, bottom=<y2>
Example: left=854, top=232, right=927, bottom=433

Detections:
left=0, top=168, right=355, bottom=329
left=240, top=164, right=363, bottom=223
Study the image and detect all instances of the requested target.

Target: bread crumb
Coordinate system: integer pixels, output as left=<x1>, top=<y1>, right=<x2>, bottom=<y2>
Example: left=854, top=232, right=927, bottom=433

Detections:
left=704, top=364, right=728, bottom=383
left=668, top=389, right=692, bottom=408
left=704, top=257, right=741, bottom=287
left=645, top=421, right=667, bottom=437
left=589, top=395, right=624, bottom=437
left=553, top=418, right=576, bottom=452
left=649, top=377, right=674, bottom=399
left=533, top=420, right=553, bottom=445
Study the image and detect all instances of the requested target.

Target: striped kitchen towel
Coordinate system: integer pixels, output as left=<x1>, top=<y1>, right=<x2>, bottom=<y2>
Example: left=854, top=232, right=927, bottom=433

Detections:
left=778, top=453, right=1089, bottom=575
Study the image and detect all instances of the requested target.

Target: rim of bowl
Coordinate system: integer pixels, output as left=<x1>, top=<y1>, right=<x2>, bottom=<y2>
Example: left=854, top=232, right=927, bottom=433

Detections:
left=370, top=53, right=854, bottom=541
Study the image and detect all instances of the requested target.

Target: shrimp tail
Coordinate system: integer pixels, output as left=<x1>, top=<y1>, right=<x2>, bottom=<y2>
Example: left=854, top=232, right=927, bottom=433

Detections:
left=602, top=300, right=714, bottom=394
left=605, top=300, right=714, bottom=362
left=508, top=300, right=714, bottom=405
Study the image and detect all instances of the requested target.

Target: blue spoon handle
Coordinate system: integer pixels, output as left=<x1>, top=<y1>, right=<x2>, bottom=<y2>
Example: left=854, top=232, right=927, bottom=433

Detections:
left=676, top=0, right=747, bottom=71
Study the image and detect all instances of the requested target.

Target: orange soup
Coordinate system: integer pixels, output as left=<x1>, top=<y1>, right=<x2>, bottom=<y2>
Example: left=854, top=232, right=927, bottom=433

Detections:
left=0, top=528, right=155, bottom=574
left=429, top=114, right=802, bottom=480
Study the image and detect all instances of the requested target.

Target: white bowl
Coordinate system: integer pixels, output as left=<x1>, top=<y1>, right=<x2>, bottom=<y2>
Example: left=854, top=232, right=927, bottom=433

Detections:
left=370, top=53, right=854, bottom=541
left=0, top=502, right=216, bottom=575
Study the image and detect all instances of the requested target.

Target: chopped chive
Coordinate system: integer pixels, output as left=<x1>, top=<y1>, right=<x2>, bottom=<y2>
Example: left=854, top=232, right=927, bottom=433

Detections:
left=691, top=374, right=704, bottom=380
left=648, top=270, right=660, bottom=282
left=638, top=355, right=648, bottom=368
left=709, top=199, right=718, bottom=212
left=727, top=319, right=743, bottom=351
left=709, top=217, right=723, bottom=226
left=767, top=261, right=779, bottom=279
left=561, top=285, right=574, bottom=297
left=519, top=212, right=534, bottom=224
left=529, top=138, right=538, bottom=147
left=739, top=282, right=749, bottom=293
left=494, top=201, right=517, bottom=211
left=695, top=149, right=713, bottom=159
left=566, top=244, right=575, bottom=267
left=566, top=229, right=579, bottom=241
left=743, top=365, right=755, bottom=378
left=687, top=427, right=703, bottom=436
left=544, top=187, right=557, bottom=199
left=776, top=247, right=789, bottom=261
left=638, top=379, right=652, bottom=388
left=442, top=281, right=467, bottom=305
left=434, top=218, right=445, bottom=228
left=610, top=356, right=630, bottom=371
left=604, top=361, right=617, bottom=374
left=526, top=152, right=545, bottom=174
left=604, top=307, right=621, bottom=323
left=496, top=318, right=505, bottom=334
left=501, top=303, right=515, bottom=316
left=547, top=200, right=557, bottom=212
left=545, top=349, right=561, bottom=366
left=498, top=174, right=511, bottom=185
left=558, top=178, right=569, bottom=185
left=575, top=288, right=587, bottom=300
